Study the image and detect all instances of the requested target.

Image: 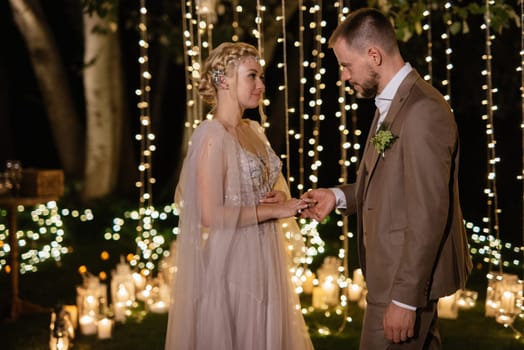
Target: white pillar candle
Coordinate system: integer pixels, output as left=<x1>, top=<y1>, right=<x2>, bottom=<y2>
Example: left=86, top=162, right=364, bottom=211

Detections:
left=149, top=301, right=169, bottom=314
left=63, top=305, right=78, bottom=330
left=352, top=268, right=364, bottom=286
left=501, top=291, right=515, bottom=314
left=49, top=335, right=70, bottom=350
left=116, top=284, right=131, bottom=303
left=79, top=315, right=97, bottom=335
left=302, top=273, right=315, bottom=295
left=438, top=294, right=458, bottom=319
left=312, top=286, right=326, bottom=309
left=97, top=317, right=113, bottom=339
left=136, top=286, right=152, bottom=302
left=113, top=302, right=127, bottom=322
left=348, top=283, right=362, bottom=302
left=321, top=276, right=339, bottom=306
left=132, top=272, right=146, bottom=291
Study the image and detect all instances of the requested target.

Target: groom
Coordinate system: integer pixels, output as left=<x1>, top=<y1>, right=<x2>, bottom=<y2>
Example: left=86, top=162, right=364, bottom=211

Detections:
left=301, top=8, right=472, bottom=350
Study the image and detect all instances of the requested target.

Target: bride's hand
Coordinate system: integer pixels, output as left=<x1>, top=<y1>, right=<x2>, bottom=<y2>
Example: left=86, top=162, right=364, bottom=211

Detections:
left=259, top=190, right=287, bottom=204
left=279, top=198, right=309, bottom=218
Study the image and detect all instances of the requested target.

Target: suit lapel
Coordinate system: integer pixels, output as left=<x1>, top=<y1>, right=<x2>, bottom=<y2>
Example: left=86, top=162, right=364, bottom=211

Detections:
left=380, top=70, right=420, bottom=131
left=361, top=70, right=421, bottom=199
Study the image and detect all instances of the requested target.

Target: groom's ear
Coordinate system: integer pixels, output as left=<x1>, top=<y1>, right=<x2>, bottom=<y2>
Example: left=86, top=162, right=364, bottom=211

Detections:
left=367, top=46, right=383, bottom=66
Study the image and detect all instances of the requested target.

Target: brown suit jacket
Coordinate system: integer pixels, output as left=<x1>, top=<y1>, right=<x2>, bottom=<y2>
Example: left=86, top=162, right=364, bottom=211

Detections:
left=340, top=69, right=472, bottom=308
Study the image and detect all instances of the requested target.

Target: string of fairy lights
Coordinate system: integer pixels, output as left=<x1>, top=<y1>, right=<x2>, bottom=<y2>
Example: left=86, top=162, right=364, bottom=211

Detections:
left=0, top=204, right=93, bottom=274
left=521, top=0, right=524, bottom=280
left=331, top=1, right=358, bottom=334
left=442, top=1, right=453, bottom=103
left=297, top=0, right=306, bottom=194
left=130, top=0, right=165, bottom=274
left=278, top=0, right=292, bottom=188
left=481, top=0, right=503, bottom=273
left=423, top=1, right=433, bottom=83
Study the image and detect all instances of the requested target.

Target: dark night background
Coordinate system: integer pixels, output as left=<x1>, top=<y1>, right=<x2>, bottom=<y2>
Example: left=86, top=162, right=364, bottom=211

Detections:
left=0, top=1, right=521, bottom=246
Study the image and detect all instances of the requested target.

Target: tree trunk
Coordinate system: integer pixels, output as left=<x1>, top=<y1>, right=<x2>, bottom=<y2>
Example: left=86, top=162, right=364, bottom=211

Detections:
left=8, top=0, right=83, bottom=178
left=82, top=11, right=125, bottom=200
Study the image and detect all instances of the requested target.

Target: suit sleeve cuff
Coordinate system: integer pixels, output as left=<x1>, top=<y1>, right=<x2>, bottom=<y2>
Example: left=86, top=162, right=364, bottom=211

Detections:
left=392, top=300, right=417, bottom=311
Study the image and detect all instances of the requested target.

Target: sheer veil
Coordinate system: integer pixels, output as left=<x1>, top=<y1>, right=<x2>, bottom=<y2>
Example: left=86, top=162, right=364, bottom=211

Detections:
left=165, top=119, right=313, bottom=350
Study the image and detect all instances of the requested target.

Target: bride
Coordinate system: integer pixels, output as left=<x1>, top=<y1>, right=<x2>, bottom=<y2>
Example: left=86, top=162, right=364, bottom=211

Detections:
left=164, top=41, right=314, bottom=350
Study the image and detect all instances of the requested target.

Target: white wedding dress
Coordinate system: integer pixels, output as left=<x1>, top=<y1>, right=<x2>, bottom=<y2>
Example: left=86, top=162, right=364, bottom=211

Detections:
left=165, top=119, right=314, bottom=350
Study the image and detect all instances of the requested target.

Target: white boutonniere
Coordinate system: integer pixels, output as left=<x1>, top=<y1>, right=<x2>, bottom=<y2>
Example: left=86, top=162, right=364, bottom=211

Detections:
left=370, top=122, right=398, bottom=157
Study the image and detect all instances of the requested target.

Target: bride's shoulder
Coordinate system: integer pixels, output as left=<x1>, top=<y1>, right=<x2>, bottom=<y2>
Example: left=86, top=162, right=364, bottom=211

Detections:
left=190, top=119, right=227, bottom=145
left=193, top=119, right=224, bottom=135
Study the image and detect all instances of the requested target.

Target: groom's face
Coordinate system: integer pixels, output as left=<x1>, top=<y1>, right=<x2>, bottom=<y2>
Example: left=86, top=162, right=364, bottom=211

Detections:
left=333, top=38, right=379, bottom=99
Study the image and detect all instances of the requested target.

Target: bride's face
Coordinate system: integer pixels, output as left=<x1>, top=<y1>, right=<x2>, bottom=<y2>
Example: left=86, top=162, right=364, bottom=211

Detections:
left=234, top=57, right=265, bottom=109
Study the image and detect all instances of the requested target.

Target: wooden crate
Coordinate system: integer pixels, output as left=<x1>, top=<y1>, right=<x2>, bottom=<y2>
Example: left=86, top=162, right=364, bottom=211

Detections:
left=20, top=169, right=64, bottom=197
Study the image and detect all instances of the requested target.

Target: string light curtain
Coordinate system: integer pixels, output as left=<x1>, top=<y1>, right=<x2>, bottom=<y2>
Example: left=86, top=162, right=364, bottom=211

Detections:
left=181, top=0, right=214, bottom=135
left=423, top=1, right=433, bottom=83
left=278, top=0, right=292, bottom=186
left=290, top=0, right=325, bottom=195
left=520, top=0, right=524, bottom=280
left=232, top=0, right=240, bottom=42
left=481, top=0, right=503, bottom=273
left=333, top=1, right=355, bottom=335
left=308, top=1, right=324, bottom=190
left=133, top=0, right=161, bottom=273
left=296, top=0, right=306, bottom=194
left=442, top=1, right=454, bottom=104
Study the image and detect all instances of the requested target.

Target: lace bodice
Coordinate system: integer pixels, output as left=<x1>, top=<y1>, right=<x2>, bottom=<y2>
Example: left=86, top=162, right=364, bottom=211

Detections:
left=238, top=146, right=282, bottom=204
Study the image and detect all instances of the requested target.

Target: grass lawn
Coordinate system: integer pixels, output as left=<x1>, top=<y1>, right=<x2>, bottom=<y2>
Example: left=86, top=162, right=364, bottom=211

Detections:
left=1, top=198, right=524, bottom=349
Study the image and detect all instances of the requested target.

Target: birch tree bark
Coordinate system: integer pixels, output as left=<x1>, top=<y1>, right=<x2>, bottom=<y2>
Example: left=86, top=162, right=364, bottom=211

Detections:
left=8, top=0, right=83, bottom=177
left=82, top=10, right=125, bottom=199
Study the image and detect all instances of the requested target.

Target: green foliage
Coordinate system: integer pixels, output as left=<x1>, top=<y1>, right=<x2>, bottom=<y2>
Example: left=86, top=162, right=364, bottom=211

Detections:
left=369, top=0, right=518, bottom=41
left=82, top=0, right=118, bottom=21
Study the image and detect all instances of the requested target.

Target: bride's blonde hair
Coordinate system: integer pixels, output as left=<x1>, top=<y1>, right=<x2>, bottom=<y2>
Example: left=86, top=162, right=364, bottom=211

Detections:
left=198, top=42, right=261, bottom=107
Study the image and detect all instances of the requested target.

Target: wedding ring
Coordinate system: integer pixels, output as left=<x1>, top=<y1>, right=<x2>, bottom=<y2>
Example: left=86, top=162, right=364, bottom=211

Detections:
left=297, top=208, right=303, bottom=214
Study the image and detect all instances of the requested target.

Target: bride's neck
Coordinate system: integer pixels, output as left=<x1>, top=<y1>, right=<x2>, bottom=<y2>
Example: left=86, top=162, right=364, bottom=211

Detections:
left=214, top=104, right=243, bottom=130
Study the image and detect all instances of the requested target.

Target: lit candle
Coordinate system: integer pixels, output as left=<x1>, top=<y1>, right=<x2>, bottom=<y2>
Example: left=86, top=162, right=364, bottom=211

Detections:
left=97, top=317, right=113, bottom=339
left=352, top=268, right=364, bottom=286
left=116, top=284, right=131, bottom=303
left=485, top=298, right=500, bottom=317
left=79, top=315, right=97, bottom=335
left=437, top=294, right=458, bottom=319
left=83, top=294, right=98, bottom=314
left=49, top=335, right=70, bottom=350
left=132, top=272, right=146, bottom=291
left=63, top=305, right=78, bottom=330
left=136, top=285, right=152, bottom=302
left=312, top=286, right=326, bottom=309
left=501, top=291, right=515, bottom=314
left=321, top=276, right=339, bottom=306
left=456, top=289, right=477, bottom=310
left=358, top=289, right=368, bottom=309
left=149, top=301, right=169, bottom=313
left=495, top=313, right=515, bottom=325
left=302, top=272, right=315, bottom=295
left=113, top=302, right=126, bottom=322
left=348, top=283, right=362, bottom=302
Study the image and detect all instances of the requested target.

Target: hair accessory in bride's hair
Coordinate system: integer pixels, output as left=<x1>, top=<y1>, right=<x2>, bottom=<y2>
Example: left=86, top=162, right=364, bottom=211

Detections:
left=212, top=69, right=225, bottom=86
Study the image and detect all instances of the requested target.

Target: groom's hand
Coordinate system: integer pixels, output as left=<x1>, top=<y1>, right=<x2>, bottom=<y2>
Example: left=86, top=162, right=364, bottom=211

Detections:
left=300, top=188, right=336, bottom=221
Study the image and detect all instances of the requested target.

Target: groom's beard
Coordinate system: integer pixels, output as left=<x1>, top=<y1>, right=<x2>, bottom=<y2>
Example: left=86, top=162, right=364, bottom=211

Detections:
left=354, top=69, right=379, bottom=99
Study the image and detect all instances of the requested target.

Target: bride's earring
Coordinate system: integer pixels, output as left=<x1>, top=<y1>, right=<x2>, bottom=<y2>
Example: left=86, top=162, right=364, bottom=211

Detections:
left=213, top=70, right=228, bottom=89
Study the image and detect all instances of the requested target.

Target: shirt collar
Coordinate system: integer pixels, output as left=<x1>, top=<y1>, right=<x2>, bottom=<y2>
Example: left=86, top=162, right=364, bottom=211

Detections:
left=374, top=62, right=413, bottom=115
